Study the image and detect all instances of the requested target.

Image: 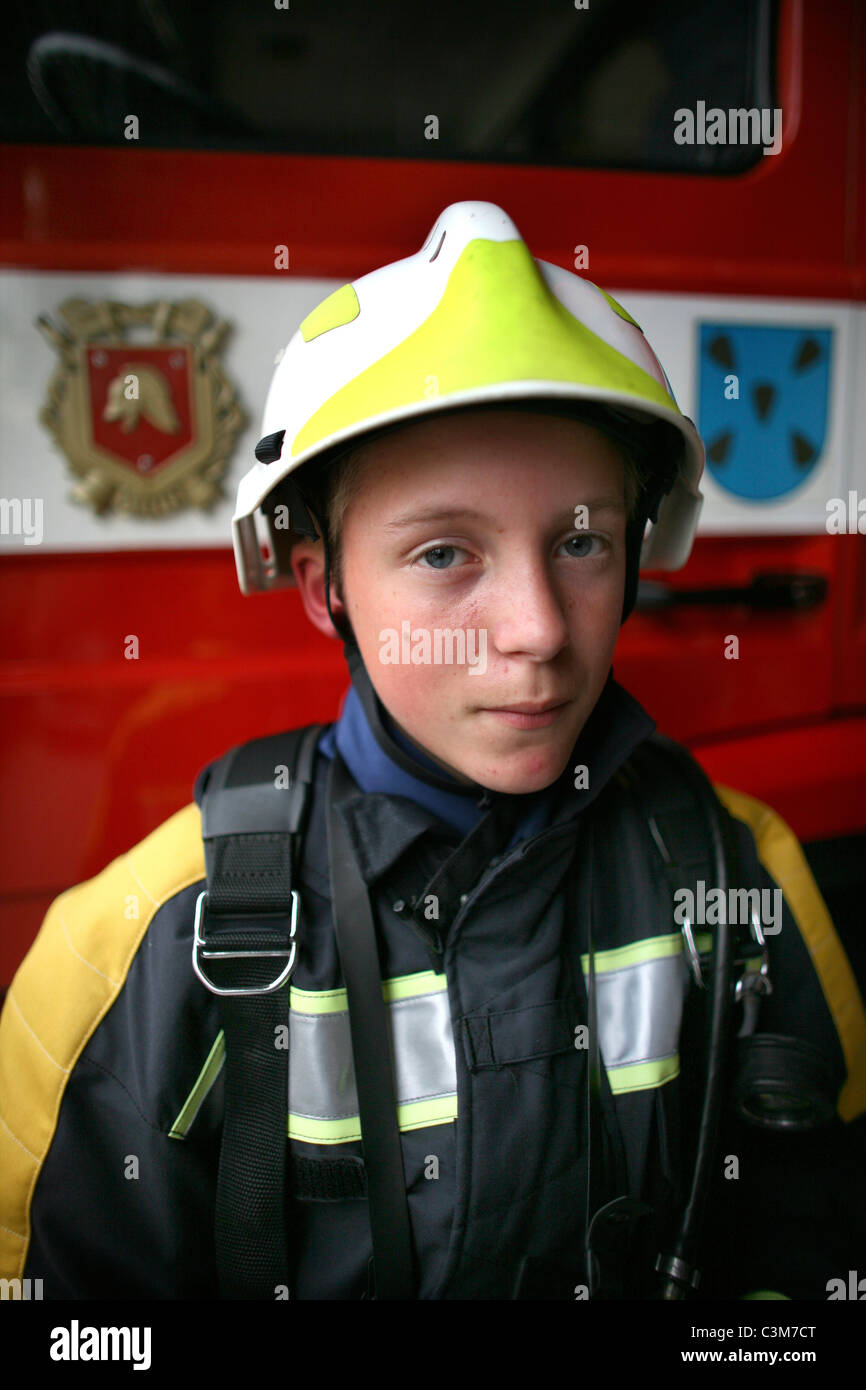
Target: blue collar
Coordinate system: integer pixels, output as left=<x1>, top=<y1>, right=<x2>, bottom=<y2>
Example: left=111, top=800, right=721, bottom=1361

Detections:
left=317, top=684, right=555, bottom=847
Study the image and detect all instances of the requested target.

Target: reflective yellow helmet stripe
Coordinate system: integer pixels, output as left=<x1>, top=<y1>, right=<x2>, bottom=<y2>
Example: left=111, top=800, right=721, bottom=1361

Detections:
left=300, top=283, right=361, bottom=343
left=292, top=237, right=675, bottom=459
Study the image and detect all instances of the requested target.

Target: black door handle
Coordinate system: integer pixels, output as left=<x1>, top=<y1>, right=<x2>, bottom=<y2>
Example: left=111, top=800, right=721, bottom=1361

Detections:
left=636, top=572, right=828, bottom=613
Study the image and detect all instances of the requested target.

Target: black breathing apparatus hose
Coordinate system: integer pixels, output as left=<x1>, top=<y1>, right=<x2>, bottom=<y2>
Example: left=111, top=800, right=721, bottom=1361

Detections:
left=651, top=736, right=740, bottom=1299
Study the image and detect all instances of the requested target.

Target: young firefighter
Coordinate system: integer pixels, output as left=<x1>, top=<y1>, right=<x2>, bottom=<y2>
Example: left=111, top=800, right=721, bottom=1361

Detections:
left=1, top=202, right=864, bottom=1301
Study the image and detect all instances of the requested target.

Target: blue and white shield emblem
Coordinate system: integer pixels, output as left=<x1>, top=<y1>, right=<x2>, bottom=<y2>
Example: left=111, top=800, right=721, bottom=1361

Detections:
left=697, top=323, right=832, bottom=501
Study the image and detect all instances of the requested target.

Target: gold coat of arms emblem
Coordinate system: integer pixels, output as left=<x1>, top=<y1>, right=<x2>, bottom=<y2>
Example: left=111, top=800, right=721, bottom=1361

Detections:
left=37, top=298, right=245, bottom=516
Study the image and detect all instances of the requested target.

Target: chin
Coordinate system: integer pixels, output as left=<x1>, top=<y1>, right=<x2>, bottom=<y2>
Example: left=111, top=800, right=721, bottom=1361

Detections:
left=457, top=743, right=572, bottom=796
left=487, top=769, right=563, bottom=796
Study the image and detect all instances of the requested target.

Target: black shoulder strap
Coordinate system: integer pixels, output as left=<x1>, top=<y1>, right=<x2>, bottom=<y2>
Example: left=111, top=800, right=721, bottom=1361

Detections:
left=194, top=722, right=324, bottom=1299
left=325, top=751, right=416, bottom=1298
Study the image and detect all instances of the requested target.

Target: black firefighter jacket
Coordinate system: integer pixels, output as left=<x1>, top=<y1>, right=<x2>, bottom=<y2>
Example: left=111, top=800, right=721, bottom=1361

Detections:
left=1, top=678, right=865, bottom=1300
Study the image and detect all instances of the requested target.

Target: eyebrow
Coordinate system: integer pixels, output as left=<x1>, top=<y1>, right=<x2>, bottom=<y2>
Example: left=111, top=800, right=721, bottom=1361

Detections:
left=383, top=499, right=626, bottom=531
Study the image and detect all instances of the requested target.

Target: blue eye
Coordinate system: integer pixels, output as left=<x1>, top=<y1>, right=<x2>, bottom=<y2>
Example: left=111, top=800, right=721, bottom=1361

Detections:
left=414, top=537, right=605, bottom=569
left=418, top=545, right=461, bottom=569
left=564, top=533, right=603, bottom=558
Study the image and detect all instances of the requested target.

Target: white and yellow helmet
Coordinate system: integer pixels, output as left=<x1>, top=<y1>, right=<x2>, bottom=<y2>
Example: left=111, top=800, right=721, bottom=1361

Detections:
left=233, top=200, right=704, bottom=597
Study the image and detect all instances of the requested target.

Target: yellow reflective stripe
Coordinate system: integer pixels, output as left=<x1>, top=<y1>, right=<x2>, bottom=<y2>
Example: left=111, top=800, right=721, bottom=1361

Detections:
left=716, top=784, right=866, bottom=1122
left=288, top=985, right=349, bottom=1016
left=577, top=935, right=685, bottom=1089
left=289, top=970, right=447, bottom=1015
left=169, top=1030, right=226, bottom=1139
left=605, top=1056, right=680, bottom=1095
left=290, top=1114, right=360, bottom=1144
left=289, top=1094, right=457, bottom=1145
left=385, top=971, right=447, bottom=1003
left=596, top=285, right=643, bottom=330
left=299, top=283, right=360, bottom=342
left=292, top=238, right=674, bottom=458
left=397, top=1095, right=457, bottom=1132
left=579, top=932, right=682, bottom=973
left=169, top=973, right=453, bottom=1143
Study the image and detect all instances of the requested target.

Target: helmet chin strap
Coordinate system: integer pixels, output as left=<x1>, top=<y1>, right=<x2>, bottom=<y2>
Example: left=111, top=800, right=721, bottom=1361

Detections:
left=321, top=525, right=490, bottom=799
left=623, top=509, right=647, bottom=624
left=345, top=638, right=495, bottom=799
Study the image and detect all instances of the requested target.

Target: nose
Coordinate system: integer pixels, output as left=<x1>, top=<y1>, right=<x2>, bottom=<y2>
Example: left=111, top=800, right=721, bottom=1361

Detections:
left=484, top=557, right=570, bottom=662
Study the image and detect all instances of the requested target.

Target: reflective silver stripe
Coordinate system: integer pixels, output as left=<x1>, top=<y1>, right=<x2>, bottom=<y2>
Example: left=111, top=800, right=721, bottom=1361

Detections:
left=289, top=977, right=457, bottom=1143
left=581, top=934, right=688, bottom=1093
left=171, top=941, right=687, bottom=1146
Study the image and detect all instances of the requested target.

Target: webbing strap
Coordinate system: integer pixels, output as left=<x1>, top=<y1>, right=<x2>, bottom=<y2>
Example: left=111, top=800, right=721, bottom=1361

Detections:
left=583, top=820, right=605, bottom=1292
left=201, top=723, right=323, bottom=1299
left=214, top=974, right=291, bottom=1298
left=582, top=820, right=652, bottom=1297
left=326, top=751, right=416, bottom=1298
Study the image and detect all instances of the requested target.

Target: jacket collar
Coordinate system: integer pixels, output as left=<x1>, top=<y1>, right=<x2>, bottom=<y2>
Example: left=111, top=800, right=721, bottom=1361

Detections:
left=318, top=680, right=554, bottom=842
left=325, top=671, right=655, bottom=886
left=193, top=673, right=656, bottom=891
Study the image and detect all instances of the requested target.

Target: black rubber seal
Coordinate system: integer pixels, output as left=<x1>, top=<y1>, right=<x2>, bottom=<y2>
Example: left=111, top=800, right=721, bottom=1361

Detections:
left=733, top=1033, right=837, bottom=1131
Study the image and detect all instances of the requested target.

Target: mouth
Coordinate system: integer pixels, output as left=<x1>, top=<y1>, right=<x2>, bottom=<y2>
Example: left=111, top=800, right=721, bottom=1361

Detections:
left=481, top=699, right=570, bottom=729
left=485, top=700, right=569, bottom=714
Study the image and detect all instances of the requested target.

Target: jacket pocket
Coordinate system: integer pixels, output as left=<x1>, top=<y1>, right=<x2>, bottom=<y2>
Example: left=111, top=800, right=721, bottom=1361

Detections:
left=460, top=998, right=575, bottom=1071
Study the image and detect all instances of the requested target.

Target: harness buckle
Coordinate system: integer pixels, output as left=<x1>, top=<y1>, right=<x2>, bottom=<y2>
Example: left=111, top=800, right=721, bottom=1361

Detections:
left=733, top=912, right=773, bottom=1038
left=734, top=912, right=772, bottom=996
left=192, top=888, right=299, bottom=997
left=681, top=908, right=774, bottom=1006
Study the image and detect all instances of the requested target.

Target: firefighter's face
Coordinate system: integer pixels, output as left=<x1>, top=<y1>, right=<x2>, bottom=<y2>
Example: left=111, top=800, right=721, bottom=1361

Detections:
left=311, top=409, right=628, bottom=794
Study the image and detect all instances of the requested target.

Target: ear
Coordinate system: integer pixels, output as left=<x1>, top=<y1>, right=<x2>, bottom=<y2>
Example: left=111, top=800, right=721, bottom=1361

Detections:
left=290, top=540, right=348, bottom=641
